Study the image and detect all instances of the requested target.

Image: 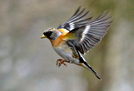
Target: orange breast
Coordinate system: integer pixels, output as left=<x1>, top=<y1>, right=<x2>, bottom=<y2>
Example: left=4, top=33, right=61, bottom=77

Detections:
left=50, top=29, right=69, bottom=47
left=50, top=35, right=65, bottom=47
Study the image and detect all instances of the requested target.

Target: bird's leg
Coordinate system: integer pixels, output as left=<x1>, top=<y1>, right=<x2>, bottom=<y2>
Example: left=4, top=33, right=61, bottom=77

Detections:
left=56, top=59, right=70, bottom=67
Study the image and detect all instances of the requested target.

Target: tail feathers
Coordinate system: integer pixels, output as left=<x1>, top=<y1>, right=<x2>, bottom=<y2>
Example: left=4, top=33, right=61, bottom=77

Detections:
left=81, top=62, right=102, bottom=80
left=77, top=50, right=101, bottom=80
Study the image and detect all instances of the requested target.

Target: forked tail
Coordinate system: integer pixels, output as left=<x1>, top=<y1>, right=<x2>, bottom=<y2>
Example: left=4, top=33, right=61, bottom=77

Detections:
left=81, top=61, right=101, bottom=80
left=78, top=52, right=101, bottom=80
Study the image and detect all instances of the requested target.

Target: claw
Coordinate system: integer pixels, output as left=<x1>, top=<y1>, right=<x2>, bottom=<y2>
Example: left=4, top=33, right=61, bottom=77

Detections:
left=56, top=59, right=69, bottom=67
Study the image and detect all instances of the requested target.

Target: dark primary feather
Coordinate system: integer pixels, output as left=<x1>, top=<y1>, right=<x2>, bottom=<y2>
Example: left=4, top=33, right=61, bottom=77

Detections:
left=75, top=13, right=112, bottom=54
left=58, top=7, right=92, bottom=31
left=62, top=7, right=113, bottom=54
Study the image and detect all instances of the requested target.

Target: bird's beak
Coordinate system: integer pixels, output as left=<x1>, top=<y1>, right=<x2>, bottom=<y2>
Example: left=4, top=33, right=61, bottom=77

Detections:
left=41, top=34, right=46, bottom=39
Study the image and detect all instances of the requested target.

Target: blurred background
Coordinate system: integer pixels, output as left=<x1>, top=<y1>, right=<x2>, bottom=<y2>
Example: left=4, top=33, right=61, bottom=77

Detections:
left=0, top=0, right=134, bottom=91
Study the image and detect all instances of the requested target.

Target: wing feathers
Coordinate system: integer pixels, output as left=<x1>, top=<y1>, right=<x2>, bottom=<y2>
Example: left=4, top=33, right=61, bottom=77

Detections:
left=71, top=6, right=81, bottom=17
left=70, top=11, right=90, bottom=23
left=58, top=7, right=92, bottom=30
left=75, top=17, right=92, bottom=24
left=59, top=7, right=113, bottom=54
left=68, top=8, right=86, bottom=22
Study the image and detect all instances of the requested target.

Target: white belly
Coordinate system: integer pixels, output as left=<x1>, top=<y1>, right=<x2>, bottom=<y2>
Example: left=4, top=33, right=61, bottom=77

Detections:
left=53, top=47, right=79, bottom=64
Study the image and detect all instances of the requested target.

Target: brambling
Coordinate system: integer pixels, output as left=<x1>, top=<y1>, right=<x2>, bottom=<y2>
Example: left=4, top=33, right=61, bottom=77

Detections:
left=41, top=7, right=112, bottom=80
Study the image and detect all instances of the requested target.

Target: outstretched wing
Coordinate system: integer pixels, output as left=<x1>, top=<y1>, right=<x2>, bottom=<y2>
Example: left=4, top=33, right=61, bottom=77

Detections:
left=58, top=6, right=92, bottom=31
left=63, top=8, right=113, bottom=55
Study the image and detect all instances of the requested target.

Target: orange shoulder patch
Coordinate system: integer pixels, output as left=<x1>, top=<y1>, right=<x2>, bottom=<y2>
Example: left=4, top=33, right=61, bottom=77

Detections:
left=58, top=28, right=69, bottom=35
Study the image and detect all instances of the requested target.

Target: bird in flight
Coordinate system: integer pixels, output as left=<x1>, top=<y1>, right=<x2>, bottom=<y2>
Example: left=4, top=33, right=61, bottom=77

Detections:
left=41, top=7, right=112, bottom=80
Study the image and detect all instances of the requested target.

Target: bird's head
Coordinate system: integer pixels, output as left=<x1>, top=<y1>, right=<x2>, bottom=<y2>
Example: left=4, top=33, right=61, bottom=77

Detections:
left=41, top=28, right=61, bottom=40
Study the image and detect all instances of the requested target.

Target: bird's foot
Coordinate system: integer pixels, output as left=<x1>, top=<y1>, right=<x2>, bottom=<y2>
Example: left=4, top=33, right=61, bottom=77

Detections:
left=56, top=59, right=70, bottom=67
